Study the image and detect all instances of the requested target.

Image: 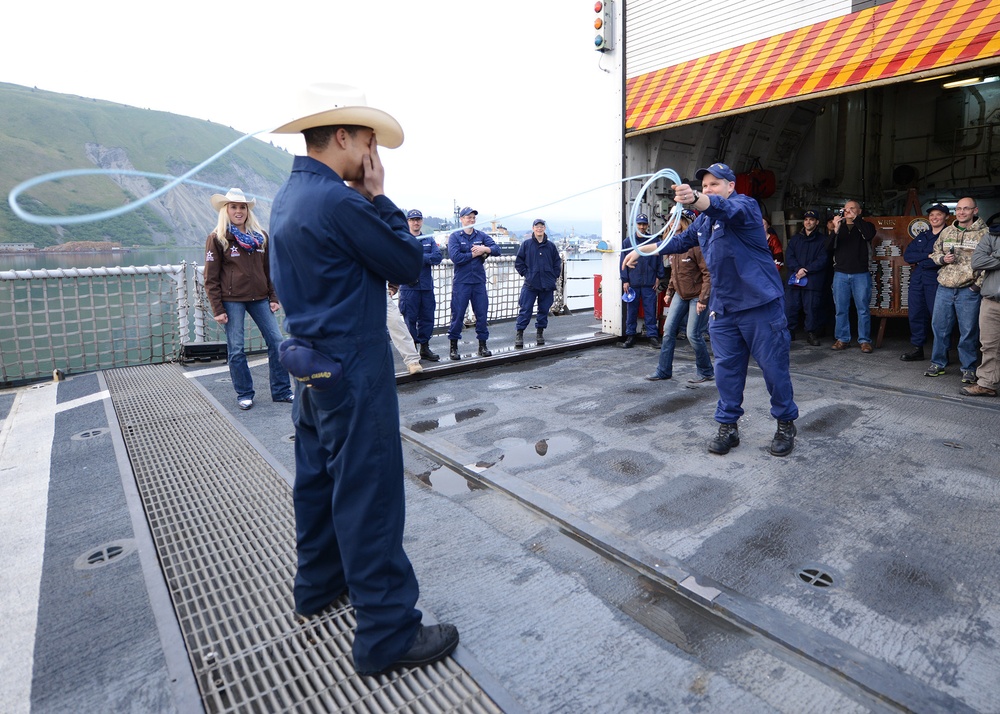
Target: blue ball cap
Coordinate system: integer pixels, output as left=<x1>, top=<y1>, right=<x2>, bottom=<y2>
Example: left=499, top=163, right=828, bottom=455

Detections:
left=680, top=209, right=697, bottom=221
left=532, top=218, right=546, bottom=226
left=278, top=338, right=343, bottom=391
left=636, top=213, right=649, bottom=224
left=622, top=287, right=636, bottom=303
left=695, top=162, right=736, bottom=183
left=406, top=209, right=423, bottom=219
left=459, top=206, right=478, bottom=218
left=803, top=210, right=818, bottom=219
left=927, top=203, right=950, bottom=215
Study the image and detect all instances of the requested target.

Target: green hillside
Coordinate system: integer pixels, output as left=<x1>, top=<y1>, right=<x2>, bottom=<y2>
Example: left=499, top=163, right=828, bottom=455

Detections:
left=0, top=82, right=293, bottom=247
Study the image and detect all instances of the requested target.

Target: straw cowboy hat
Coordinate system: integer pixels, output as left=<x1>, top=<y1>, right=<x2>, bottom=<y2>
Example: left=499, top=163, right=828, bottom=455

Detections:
left=270, top=83, right=404, bottom=149
left=210, top=188, right=257, bottom=212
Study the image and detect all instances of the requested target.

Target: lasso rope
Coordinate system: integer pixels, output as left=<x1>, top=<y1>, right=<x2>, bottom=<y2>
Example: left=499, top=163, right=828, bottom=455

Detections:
left=7, top=129, right=688, bottom=247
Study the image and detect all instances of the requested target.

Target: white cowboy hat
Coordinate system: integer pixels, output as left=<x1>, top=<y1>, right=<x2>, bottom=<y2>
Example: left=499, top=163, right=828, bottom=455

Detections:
left=270, top=83, right=404, bottom=149
left=210, top=188, right=256, bottom=212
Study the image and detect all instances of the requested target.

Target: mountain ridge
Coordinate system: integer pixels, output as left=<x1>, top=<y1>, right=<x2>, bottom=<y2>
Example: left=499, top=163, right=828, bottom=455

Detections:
left=0, top=82, right=293, bottom=248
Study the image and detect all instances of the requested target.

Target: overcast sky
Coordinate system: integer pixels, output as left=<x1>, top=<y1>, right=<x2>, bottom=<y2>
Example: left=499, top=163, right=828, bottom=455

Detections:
left=3, top=0, right=619, bottom=232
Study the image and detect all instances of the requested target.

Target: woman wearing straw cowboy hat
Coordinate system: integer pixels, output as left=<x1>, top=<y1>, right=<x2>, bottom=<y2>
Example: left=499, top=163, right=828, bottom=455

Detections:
left=203, top=188, right=294, bottom=410
left=268, top=84, right=459, bottom=677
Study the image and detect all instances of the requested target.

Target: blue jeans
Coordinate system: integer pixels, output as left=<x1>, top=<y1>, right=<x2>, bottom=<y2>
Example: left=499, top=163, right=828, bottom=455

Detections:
left=625, top=285, right=659, bottom=337
left=929, top=286, right=982, bottom=371
left=222, top=299, right=292, bottom=401
left=832, top=272, right=872, bottom=344
left=654, top=297, right=713, bottom=379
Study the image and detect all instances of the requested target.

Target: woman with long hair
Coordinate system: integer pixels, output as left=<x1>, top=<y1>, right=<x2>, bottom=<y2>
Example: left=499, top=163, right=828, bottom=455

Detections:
left=204, top=188, right=293, bottom=409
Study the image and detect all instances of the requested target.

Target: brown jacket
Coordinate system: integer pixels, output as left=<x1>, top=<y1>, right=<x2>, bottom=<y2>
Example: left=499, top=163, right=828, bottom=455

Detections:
left=203, top=231, right=279, bottom=316
left=930, top=218, right=988, bottom=289
left=665, top=246, right=711, bottom=304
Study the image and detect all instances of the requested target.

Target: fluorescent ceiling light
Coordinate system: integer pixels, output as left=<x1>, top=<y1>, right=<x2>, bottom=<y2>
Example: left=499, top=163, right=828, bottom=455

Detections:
left=915, top=73, right=953, bottom=83
left=942, top=75, right=1000, bottom=89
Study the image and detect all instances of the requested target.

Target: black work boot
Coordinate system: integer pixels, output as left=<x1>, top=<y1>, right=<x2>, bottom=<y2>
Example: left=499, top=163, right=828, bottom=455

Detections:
left=515, top=330, right=524, bottom=348
left=900, top=346, right=925, bottom=362
left=708, top=423, right=740, bottom=454
left=769, top=420, right=797, bottom=457
left=620, top=334, right=635, bottom=349
left=449, top=340, right=461, bottom=361
left=648, top=335, right=661, bottom=349
left=536, top=328, right=545, bottom=346
left=419, top=343, right=440, bottom=362
left=806, top=332, right=820, bottom=346
left=478, top=340, right=492, bottom=357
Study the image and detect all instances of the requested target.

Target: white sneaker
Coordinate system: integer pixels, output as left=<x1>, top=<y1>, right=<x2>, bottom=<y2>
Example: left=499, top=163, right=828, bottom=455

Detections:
left=407, top=363, right=424, bottom=375
left=238, top=399, right=253, bottom=410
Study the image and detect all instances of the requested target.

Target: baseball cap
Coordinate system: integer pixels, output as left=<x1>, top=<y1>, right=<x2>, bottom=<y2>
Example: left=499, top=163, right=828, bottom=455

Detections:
left=695, top=162, right=736, bottom=182
left=680, top=209, right=697, bottom=221
left=406, top=209, right=423, bottom=219
left=927, top=203, right=950, bottom=215
left=803, top=210, right=818, bottom=219
left=459, top=206, right=478, bottom=217
left=278, top=338, right=343, bottom=391
left=532, top=218, right=546, bottom=226
left=636, top=213, right=649, bottom=224
left=622, top=287, right=636, bottom=303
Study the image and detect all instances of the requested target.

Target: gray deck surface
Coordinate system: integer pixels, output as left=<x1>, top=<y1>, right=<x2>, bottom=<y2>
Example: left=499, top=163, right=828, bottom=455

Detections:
left=3, top=309, right=999, bottom=712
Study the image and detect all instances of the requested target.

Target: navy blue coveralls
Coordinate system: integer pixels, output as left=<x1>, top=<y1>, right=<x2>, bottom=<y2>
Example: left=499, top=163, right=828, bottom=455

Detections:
left=620, top=240, right=664, bottom=337
left=784, top=228, right=829, bottom=333
left=269, top=155, right=424, bottom=674
left=448, top=228, right=501, bottom=341
left=660, top=192, right=798, bottom=425
left=514, top=234, right=562, bottom=331
left=399, top=235, right=442, bottom=344
left=903, top=228, right=942, bottom=348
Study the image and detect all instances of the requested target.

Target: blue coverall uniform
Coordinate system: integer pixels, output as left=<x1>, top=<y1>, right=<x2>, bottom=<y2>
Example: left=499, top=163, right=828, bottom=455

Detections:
left=269, top=155, right=424, bottom=675
left=903, top=228, right=942, bottom=348
left=399, top=235, right=443, bottom=344
left=784, top=228, right=829, bottom=334
left=660, top=192, right=798, bottom=424
left=448, top=228, right=501, bottom=341
left=620, top=241, right=664, bottom=338
left=514, top=234, right=562, bottom=331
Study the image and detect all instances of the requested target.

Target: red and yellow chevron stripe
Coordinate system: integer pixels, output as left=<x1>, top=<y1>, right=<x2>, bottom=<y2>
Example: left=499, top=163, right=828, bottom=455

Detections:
left=626, top=0, right=1000, bottom=133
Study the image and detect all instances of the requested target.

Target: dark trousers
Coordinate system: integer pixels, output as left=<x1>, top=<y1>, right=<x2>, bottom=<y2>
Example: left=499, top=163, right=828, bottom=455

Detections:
left=710, top=300, right=798, bottom=424
left=399, top=287, right=436, bottom=344
left=785, top=288, right=823, bottom=333
left=516, top=285, right=555, bottom=331
left=907, top=275, right=938, bottom=347
left=291, top=339, right=421, bottom=672
left=625, top=285, right=659, bottom=337
left=449, top=282, right=489, bottom=341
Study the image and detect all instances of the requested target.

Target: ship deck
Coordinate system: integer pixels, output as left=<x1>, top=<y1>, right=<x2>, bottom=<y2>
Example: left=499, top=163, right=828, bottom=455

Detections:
left=2, top=311, right=999, bottom=713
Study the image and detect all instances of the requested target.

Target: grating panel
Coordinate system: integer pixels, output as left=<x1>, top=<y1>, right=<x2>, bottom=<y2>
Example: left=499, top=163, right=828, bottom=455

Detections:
left=105, top=363, right=499, bottom=714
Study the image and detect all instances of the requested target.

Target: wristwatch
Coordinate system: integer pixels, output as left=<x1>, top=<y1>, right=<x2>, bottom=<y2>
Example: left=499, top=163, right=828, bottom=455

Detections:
left=687, top=190, right=701, bottom=206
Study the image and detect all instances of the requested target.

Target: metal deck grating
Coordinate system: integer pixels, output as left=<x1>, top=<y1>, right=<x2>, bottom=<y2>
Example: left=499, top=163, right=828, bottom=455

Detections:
left=105, top=363, right=500, bottom=713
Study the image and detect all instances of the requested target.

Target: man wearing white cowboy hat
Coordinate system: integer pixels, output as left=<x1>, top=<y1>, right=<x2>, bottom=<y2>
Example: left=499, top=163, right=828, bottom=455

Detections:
left=268, top=84, right=458, bottom=677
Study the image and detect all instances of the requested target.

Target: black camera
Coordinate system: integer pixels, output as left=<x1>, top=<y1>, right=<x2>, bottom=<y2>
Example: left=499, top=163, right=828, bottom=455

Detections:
left=837, top=209, right=845, bottom=217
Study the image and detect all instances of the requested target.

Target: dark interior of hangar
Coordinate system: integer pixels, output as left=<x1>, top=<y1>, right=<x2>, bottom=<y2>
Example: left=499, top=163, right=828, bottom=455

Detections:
left=625, top=64, right=1000, bottom=235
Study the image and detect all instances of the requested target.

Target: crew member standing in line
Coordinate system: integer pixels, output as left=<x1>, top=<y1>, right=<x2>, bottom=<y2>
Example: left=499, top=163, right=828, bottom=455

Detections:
left=899, top=204, right=948, bottom=362
left=514, top=218, right=562, bottom=348
left=964, top=223, right=1000, bottom=397
left=784, top=210, right=828, bottom=346
left=447, top=207, right=501, bottom=360
left=620, top=213, right=664, bottom=349
left=268, top=84, right=458, bottom=677
left=203, top=188, right=293, bottom=410
left=623, top=163, right=798, bottom=456
left=828, top=200, right=876, bottom=352
left=398, top=209, right=443, bottom=362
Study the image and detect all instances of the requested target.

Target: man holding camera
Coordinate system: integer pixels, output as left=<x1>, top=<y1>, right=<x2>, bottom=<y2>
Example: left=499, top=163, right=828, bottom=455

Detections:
left=827, top=200, right=876, bottom=352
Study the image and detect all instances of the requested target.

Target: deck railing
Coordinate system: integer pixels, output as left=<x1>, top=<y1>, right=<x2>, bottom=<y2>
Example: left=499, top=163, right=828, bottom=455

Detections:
left=0, top=256, right=570, bottom=384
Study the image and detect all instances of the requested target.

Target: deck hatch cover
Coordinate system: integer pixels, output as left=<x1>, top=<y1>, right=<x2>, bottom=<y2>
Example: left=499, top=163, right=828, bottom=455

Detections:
left=105, top=363, right=497, bottom=713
